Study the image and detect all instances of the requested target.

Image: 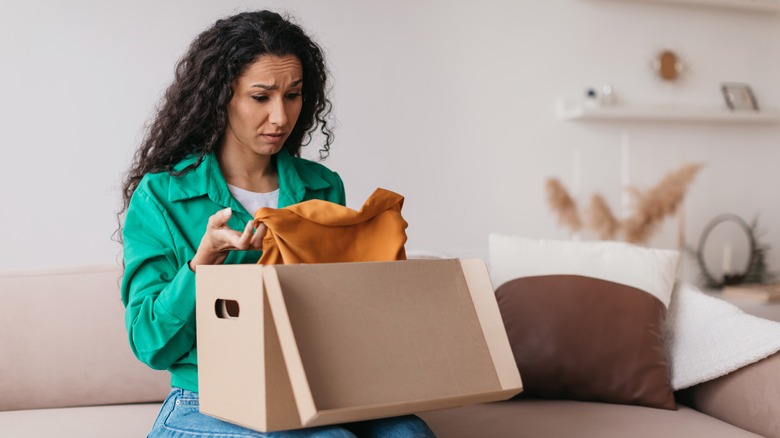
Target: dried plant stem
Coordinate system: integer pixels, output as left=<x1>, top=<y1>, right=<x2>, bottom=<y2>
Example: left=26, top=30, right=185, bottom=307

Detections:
left=623, top=163, right=704, bottom=244
left=546, top=163, right=704, bottom=245
left=588, top=194, right=620, bottom=240
left=545, top=178, right=582, bottom=232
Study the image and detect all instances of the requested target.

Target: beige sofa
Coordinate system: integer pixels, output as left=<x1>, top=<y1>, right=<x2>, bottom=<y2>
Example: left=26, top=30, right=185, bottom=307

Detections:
left=1, top=265, right=778, bottom=437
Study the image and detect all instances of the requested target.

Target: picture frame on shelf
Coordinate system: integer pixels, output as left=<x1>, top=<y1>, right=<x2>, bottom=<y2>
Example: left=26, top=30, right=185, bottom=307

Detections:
left=721, top=83, right=759, bottom=111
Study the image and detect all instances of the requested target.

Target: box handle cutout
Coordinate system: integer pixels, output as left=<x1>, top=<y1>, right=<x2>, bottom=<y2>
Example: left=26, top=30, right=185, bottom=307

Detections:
left=215, top=299, right=240, bottom=319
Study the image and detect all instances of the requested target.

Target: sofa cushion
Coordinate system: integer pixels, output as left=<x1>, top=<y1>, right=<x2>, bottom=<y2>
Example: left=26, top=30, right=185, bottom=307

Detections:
left=0, top=265, right=170, bottom=411
left=418, top=399, right=761, bottom=438
left=0, top=403, right=161, bottom=438
left=489, top=234, right=679, bottom=409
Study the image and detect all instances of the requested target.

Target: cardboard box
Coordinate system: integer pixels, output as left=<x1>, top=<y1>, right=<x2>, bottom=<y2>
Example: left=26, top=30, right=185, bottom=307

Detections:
left=196, top=259, right=522, bottom=432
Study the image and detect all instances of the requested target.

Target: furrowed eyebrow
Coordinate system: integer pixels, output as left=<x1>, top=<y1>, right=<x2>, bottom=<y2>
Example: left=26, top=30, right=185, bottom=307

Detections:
left=251, top=79, right=303, bottom=90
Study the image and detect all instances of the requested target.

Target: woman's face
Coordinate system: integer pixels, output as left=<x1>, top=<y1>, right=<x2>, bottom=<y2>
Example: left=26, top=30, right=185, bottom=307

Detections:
left=223, top=55, right=304, bottom=158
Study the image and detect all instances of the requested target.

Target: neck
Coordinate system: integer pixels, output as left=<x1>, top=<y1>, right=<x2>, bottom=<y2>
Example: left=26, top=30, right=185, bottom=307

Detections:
left=217, top=146, right=279, bottom=193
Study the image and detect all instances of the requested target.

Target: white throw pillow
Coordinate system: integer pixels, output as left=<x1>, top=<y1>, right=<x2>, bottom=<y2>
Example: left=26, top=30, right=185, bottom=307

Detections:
left=665, top=282, right=780, bottom=390
left=488, top=234, right=680, bottom=307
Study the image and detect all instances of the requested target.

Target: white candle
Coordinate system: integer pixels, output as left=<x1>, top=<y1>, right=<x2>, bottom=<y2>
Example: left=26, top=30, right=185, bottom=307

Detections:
left=571, top=146, right=582, bottom=241
left=620, top=131, right=630, bottom=219
left=677, top=146, right=687, bottom=251
left=572, top=146, right=581, bottom=200
left=722, top=244, right=733, bottom=274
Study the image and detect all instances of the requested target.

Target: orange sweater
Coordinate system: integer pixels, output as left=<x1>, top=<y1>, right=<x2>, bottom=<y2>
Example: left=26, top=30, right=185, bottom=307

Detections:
left=254, top=188, right=407, bottom=265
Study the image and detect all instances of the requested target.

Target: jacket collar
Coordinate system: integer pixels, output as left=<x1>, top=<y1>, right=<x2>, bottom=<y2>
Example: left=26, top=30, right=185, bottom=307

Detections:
left=276, top=149, right=331, bottom=208
left=168, top=149, right=331, bottom=208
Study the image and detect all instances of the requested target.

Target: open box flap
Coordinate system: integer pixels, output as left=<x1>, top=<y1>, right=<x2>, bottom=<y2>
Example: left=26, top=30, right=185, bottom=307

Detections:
left=262, top=259, right=522, bottom=428
left=262, top=266, right=319, bottom=425
left=460, top=259, right=524, bottom=391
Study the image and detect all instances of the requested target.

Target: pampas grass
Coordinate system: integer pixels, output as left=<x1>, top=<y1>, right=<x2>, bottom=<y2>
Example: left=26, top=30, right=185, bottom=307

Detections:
left=545, top=178, right=582, bottom=232
left=545, top=163, right=704, bottom=245
left=588, top=193, right=620, bottom=240
left=623, top=163, right=703, bottom=244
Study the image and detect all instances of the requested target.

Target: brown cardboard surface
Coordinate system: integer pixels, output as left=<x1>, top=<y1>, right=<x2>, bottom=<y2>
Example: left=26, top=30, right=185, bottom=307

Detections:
left=196, top=265, right=272, bottom=431
left=460, top=259, right=524, bottom=391
left=196, top=259, right=522, bottom=432
left=196, top=265, right=303, bottom=432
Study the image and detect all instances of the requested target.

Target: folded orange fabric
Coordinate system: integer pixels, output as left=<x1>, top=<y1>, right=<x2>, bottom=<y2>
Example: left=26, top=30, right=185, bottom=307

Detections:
left=254, top=188, right=408, bottom=265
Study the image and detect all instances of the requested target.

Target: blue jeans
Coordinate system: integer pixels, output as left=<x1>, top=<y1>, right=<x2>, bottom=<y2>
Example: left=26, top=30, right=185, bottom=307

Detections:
left=149, top=388, right=436, bottom=437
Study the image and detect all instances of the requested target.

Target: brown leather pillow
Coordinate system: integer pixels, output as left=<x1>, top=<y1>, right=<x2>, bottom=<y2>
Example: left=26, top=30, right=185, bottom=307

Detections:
left=496, top=274, right=676, bottom=410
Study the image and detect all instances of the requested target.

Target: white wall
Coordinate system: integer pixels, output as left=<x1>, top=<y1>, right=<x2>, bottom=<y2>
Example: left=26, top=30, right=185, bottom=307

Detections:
left=2, top=0, right=778, bottom=284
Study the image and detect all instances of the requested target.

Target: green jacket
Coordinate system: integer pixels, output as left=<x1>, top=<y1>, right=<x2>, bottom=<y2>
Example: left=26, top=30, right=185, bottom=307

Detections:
left=121, top=150, right=346, bottom=392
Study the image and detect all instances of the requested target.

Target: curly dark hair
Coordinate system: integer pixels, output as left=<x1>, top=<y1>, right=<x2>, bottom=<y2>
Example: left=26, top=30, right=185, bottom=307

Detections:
left=120, top=10, right=333, bottom=213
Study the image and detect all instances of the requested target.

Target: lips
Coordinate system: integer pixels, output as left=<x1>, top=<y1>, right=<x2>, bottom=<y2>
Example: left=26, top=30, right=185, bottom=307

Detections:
left=260, top=133, right=286, bottom=142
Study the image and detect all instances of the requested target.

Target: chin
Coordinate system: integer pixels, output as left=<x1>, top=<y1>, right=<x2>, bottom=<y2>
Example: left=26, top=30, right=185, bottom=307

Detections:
left=252, top=144, right=284, bottom=157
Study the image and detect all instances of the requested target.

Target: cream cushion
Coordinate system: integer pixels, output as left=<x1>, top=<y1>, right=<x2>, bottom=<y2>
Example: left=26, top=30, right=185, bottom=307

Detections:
left=0, top=265, right=169, bottom=411
left=488, top=234, right=679, bottom=307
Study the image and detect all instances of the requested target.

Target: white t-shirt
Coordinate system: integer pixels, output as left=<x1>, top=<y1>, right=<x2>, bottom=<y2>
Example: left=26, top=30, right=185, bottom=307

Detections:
left=227, top=184, right=279, bottom=214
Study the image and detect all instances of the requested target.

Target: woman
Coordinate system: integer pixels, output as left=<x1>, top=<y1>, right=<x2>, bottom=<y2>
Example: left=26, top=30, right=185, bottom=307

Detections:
left=120, top=10, right=435, bottom=438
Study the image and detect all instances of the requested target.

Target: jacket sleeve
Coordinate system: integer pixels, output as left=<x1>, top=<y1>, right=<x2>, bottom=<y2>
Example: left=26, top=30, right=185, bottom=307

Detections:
left=121, top=187, right=197, bottom=371
left=332, top=171, right=347, bottom=206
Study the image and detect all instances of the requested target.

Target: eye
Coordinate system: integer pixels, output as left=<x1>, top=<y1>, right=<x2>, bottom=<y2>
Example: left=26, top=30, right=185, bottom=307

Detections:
left=251, top=95, right=269, bottom=103
left=285, top=92, right=302, bottom=101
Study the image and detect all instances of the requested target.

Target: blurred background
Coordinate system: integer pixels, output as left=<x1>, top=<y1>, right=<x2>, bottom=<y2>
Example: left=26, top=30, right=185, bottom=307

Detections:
left=2, top=0, right=778, bottom=284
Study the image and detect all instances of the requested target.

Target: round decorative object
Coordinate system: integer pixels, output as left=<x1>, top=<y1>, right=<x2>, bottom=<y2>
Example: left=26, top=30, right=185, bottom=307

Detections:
left=695, top=214, right=756, bottom=288
left=655, top=50, right=683, bottom=81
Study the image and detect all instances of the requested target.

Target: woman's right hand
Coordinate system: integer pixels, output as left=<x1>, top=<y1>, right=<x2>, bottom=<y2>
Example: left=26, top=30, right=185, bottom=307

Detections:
left=189, top=208, right=266, bottom=272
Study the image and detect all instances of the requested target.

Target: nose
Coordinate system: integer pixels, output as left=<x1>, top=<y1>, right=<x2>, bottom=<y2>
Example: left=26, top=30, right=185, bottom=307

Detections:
left=268, top=97, right=288, bottom=127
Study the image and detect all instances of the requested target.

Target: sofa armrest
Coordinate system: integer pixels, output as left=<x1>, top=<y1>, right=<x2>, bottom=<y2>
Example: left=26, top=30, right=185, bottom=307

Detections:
left=677, top=352, right=780, bottom=438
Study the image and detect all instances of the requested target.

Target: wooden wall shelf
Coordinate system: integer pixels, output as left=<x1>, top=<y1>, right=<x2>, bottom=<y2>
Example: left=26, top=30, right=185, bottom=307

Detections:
left=557, top=99, right=780, bottom=123
left=601, top=0, right=780, bottom=13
